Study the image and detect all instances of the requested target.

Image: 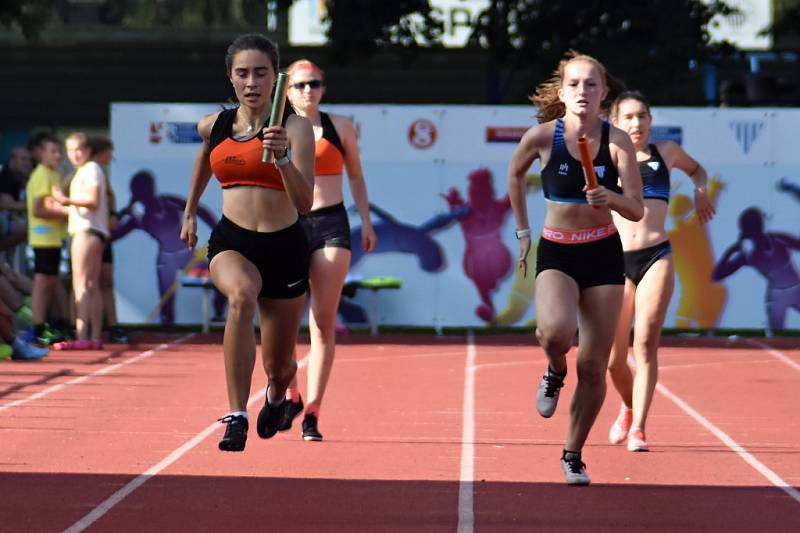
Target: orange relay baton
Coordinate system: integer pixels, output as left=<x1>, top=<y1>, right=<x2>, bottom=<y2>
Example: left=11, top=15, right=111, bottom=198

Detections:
left=577, top=137, right=600, bottom=208
left=577, top=137, right=598, bottom=189
left=262, top=71, right=290, bottom=163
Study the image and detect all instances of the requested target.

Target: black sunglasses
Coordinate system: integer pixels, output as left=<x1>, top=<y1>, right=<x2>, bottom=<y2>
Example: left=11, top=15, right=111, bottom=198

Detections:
left=292, top=80, right=323, bottom=90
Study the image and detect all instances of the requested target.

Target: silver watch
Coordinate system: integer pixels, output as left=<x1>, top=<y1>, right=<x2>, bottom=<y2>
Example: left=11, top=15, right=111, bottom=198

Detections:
left=275, top=153, right=291, bottom=167
left=515, top=228, right=532, bottom=240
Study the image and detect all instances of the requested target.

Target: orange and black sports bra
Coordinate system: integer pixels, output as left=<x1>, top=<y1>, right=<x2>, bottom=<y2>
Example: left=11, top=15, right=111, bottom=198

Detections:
left=315, top=112, right=345, bottom=176
left=209, top=107, right=287, bottom=190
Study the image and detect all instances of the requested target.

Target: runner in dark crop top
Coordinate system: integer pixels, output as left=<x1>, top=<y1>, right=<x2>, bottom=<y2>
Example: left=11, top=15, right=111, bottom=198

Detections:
left=606, top=90, right=716, bottom=455
left=540, top=118, right=622, bottom=203
left=507, top=52, right=644, bottom=486
left=639, top=144, right=670, bottom=202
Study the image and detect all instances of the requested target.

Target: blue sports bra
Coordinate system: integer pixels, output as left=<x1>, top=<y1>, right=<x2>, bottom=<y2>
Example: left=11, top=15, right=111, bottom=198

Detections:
left=639, top=144, right=670, bottom=202
left=540, top=118, right=622, bottom=203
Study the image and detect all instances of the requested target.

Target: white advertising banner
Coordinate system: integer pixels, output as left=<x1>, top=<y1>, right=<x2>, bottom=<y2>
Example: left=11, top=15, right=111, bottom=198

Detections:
left=110, top=103, right=800, bottom=331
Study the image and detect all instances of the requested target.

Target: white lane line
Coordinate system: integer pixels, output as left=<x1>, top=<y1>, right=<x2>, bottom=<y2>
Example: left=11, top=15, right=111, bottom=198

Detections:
left=0, top=334, right=195, bottom=413
left=64, top=352, right=311, bottom=533
left=657, top=380, right=800, bottom=505
left=744, top=338, right=800, bottom=371
left=457, top=331, right=476, bottom=533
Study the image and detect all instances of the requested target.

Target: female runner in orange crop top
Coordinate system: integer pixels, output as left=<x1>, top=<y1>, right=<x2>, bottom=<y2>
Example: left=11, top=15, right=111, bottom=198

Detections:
left=280, top=59, right=378, bottom=442
left=180, top=34, right=315, bottom=452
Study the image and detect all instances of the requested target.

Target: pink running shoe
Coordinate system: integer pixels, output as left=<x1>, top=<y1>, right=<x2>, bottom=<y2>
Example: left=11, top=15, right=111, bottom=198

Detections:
left=53, top=339, right=102, bottom=351
left=609, top=405, right=633, bottom=445
left=627, top=428, right=649, bottom=452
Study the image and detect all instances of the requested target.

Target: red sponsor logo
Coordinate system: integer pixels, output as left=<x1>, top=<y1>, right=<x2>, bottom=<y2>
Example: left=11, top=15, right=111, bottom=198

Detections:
left=149, top=122, right=163, bottom=144
left=408, top=119, right=437, bottom=149
left=223, top=156, right=246, bottom=166
left=485, top=127, right=528, bottom=143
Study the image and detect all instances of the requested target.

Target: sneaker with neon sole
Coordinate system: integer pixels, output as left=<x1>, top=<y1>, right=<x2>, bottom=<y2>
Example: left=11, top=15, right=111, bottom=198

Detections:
left=609, top=405, right=633, bottom=445
left=627, top=428, right=649, bottom=452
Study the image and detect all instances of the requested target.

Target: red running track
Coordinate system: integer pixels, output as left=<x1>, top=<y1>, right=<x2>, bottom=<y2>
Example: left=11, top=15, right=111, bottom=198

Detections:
left=0, top=332, right=798, bottom=532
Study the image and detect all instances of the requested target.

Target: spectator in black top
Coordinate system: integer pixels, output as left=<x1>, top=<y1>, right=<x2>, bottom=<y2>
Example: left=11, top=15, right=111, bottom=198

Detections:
left=0, top=147, right=31, bottom=251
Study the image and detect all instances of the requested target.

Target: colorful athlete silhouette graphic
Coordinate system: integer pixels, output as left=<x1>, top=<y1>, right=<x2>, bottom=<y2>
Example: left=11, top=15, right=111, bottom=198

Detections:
left=341, top=203, right=466, bottom=323
left=777, top=177, right=800, bottom=202
left=494, top=173, right=542, bottom=326
left=668, top=178, right=726, bottom=328
left=443, top=168, right=513, bottom=322
left=113, top=170, right=224, bottom=325
left=712, top=207, right=800, bottom=331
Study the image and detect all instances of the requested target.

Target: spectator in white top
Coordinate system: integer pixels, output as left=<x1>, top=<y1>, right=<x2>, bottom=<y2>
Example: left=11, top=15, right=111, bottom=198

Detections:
left=50, top=132, right=109, bottom=350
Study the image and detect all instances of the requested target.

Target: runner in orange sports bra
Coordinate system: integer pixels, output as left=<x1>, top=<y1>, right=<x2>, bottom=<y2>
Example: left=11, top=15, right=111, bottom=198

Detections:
left=281, top=59, right=378, bottom=442
left=180, top=34, right=316, bottom=452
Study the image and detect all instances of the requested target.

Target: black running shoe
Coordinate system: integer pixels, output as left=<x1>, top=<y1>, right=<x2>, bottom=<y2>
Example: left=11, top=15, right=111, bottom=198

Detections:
left=278, top=396, right=304, bottom=431
left=218, top=415, right=248, bottom=452
left=302, top=413, right=323, bottom=441
left=256, top=391, right=288, bottom=439
left=107, top=327, right=130, bottom=344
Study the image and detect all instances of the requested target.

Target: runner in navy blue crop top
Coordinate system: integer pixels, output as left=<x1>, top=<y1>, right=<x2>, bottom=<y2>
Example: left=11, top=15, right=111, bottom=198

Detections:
left=607, top=90, right=716, bottom=453
left=507, top=52, right=644, bottom=486
left=540, top=118, right=622, bottom=203
left=638, top=144, right=670, bottom=202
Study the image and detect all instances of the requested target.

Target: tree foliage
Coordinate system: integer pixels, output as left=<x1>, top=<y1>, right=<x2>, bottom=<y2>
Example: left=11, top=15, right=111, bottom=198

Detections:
left=0, top=0, right=56, bottom=41
left=469, top=0, right=738, bottom=103
left=323, top=0, right=444, bottom=61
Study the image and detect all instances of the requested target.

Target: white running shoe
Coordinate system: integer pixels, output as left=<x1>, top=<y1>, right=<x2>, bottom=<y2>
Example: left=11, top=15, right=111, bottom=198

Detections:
left=627, top=428, right=649, bottom=452
left=609, top=405, right=633, bottom=445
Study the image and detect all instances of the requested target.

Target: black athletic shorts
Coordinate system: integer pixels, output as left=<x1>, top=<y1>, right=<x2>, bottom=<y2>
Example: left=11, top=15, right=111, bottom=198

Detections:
left=207, top=215, right=309, bottom=299
left=300, top=202, right=351, bottom=252
left=102, top=241, right=113, bottom=264
left=33, top=247, right=62, bottom=276
left=535, top=233, right=625, bottom=290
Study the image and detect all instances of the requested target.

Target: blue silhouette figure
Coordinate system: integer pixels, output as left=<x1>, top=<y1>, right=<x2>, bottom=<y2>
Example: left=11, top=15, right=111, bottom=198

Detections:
left=113, top=170, right=224, bottom=324
left=712, top=207, right=800, bottom=331
left=778, top=177, right=800, bottom=203
left=340, top=203, right=468, bottom=323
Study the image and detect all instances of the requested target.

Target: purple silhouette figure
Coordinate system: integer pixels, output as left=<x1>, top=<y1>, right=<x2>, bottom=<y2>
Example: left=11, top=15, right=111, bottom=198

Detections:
left=113, top=170, right=224, bottom=325
left=712, top=207, right=800, bottom=331
left=443, top=168, right=513, bottom=322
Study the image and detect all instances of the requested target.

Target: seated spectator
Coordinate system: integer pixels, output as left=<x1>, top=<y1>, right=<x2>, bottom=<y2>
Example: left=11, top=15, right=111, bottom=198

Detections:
left=0, top=147, right=31, bottom=252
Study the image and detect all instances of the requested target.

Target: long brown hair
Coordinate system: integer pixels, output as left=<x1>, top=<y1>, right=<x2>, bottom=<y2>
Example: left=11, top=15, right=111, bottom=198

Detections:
left=530, top=51, right=624, bottom=123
